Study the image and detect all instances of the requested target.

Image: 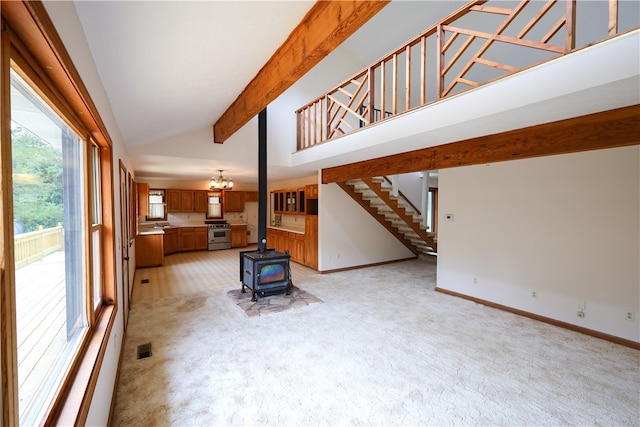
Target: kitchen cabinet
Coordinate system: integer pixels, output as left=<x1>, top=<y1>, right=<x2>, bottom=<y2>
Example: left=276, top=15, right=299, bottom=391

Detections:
left=194, top=191, right=207, bottom=212
left=194, top=227, right=208, bottom=249
left=163, top=228, right=179, bottom=255
left=305, top=184, right=318, bottom=199
left=136, top=234, right=164, bottom=268
left=223, top=191, right=245, bottom=212
left=167, top=190, right=208, bottom=212
left=244, top=191, right=259, bottom=202
left=304, top=216, right=318, bottom=269
left=291, top=233, right=305, bottom=263
left=272, top=188, right=305, bottom=214
left=137, top=182, right=149, bottom=216
left=179, top=227, right=208, bottom=251
left=231, top=225, right=247, bottom=248
left=167, top=189, right=181, bottom=212
left=181, top=191, right=194, bottom=211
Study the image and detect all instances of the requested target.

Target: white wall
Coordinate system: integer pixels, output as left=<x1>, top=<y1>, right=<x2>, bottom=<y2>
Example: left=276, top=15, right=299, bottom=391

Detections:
left=319, top=182, right=415, bottom=271
left=437, top=146, right=639, bottom=342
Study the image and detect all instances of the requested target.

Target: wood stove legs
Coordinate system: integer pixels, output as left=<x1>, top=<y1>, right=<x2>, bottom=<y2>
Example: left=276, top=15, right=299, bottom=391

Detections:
left=240, top=279, right=293, bottom=302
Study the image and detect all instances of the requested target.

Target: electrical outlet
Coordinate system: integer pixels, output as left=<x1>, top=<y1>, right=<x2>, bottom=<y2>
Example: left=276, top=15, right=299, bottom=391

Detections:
left=531, top=290, right=537, bottom=298
left=625, top=312, right=635, bottom=321
left=473, top=277, right=477, bottom=284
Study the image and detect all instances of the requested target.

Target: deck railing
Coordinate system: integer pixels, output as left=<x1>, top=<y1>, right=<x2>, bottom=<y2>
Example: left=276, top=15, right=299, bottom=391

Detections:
left=14, top=224, right=64, bottom=269
left=296, top=0, right=638, bottom=150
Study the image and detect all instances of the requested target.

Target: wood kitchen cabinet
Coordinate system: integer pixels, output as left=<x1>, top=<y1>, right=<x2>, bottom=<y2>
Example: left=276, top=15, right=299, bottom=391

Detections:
left=231, top=225, right=247, bottom=248
left=181, top=191, right=194, bottom=211
left=166, top=190, right=208, bottom=212
left=304, top=216, right=318, bottom=269
left=223, top=191, right=245, bottom=212
left=137, top=182, right=149, bottom=216
left=194, top=191, right=207, bottom=212
left=163, top=228, right=179, bottom=255
left=194, top=227, right=208, bottom=249
left=244, top=191, right=259, bottom=202
left=179, top=227, right=208, bottom=251
left=167, top=189, right=181, bottom=212
left=305, top=184, right=318, bottom=199
left=272, top=188, right=305, bottom=214
left=136, top=234, right=164, bottom=268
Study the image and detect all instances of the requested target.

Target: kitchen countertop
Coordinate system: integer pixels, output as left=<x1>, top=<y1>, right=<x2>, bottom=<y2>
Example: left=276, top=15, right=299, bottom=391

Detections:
left=138, top=223, right=208, bottom=236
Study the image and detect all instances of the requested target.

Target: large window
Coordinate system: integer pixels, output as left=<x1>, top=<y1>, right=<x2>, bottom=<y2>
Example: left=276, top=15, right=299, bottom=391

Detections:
left=10, top=68, right=99, bottom=424
left=2, top=3, right=117, bottom=426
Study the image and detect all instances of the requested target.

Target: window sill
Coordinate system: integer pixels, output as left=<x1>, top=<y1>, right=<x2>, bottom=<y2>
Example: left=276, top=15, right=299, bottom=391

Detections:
left=53, top=304, right=117, bottom=425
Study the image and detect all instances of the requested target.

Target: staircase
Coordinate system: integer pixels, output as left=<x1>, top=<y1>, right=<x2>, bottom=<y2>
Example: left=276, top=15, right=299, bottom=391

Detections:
left=337, top=177, right=437, bottom=257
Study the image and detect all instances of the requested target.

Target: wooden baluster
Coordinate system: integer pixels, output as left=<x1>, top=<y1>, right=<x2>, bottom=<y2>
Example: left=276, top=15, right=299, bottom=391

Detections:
left=608, top=0, right=618, bottom=36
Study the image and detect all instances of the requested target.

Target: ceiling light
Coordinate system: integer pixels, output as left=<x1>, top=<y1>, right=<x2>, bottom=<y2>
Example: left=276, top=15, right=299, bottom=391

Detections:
left=210, top=170, right=233, bottom=190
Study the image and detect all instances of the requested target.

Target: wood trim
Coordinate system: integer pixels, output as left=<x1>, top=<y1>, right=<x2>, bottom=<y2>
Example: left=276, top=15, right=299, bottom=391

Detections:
left=213, top=0, right=390, bottom=143
left=435, top=287, right=640, bottom=350
left=0, top=17, right=20, bottom=426
left=318, top=255, right=418, bottom=274
left=322, top=105, right=640, bottom=183
left=1, top=1, right=113, bottom=148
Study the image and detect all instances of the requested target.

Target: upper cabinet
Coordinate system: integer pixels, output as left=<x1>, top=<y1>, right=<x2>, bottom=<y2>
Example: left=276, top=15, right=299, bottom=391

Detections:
left=137, top=182, right=149, bottom=217
left=167, top=189, right=208, bottom=212
left=223, top=191, right=245, bottom=212
left=272, top=187, right=306, bottom=214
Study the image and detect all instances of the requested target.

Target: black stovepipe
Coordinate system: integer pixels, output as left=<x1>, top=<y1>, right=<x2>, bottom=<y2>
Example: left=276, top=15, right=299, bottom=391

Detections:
left=257, top=108, right=267, bottom=253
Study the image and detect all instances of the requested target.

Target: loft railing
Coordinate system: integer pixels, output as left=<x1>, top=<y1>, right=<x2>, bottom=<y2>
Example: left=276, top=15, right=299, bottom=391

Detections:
left=14, top=224, right=64, bottom=269
left=296, top=0, right=638, bottom=150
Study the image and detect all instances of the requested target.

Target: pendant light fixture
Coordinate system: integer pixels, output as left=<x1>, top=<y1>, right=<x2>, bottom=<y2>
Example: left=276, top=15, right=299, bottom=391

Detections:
left=209, top=169, right=233, bottom=190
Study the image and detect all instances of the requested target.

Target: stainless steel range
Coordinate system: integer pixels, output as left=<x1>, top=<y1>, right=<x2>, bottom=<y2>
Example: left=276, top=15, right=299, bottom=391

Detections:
left=206, top=220, right=231, bottom=250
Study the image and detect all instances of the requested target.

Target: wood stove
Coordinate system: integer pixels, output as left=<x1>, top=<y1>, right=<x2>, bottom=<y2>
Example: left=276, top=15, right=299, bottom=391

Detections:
left=240, top=249, right=291, bottom=301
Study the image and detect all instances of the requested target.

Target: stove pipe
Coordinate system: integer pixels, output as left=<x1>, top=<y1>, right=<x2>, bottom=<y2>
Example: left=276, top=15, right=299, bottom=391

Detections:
left=257, top=108, right=267, bottom=252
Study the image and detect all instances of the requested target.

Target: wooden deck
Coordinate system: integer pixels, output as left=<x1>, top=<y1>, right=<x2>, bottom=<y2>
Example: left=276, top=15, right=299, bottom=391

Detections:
left=14, top=250, right=69, bottom=418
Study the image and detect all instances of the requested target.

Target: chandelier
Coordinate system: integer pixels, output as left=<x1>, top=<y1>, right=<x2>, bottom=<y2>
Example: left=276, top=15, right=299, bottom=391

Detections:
left=209, top=170, right=233, bottom=190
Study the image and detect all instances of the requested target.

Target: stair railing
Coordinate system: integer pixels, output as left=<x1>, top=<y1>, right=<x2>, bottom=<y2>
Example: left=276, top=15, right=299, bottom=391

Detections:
left=296, top=0, right=636, bottom=150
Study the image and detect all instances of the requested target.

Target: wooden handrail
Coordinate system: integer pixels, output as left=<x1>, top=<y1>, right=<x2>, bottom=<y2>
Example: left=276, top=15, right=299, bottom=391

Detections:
left=14, top=225, right=64, bottom=269
left=295, top=0, right=636, bottom=150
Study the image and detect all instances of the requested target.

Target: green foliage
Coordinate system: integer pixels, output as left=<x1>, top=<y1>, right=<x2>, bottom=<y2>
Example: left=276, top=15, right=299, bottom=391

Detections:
left=12, top=127, right=64, bottom=232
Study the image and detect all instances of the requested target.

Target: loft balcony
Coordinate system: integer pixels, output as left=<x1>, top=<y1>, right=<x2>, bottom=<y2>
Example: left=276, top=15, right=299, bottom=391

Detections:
left=294, top=0, right=639, bottom=161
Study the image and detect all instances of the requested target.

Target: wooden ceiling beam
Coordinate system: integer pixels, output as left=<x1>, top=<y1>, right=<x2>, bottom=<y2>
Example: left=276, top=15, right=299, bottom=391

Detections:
left=212, top=0, right=390, bottom=144
left=322, top=104, right=640, bottom=183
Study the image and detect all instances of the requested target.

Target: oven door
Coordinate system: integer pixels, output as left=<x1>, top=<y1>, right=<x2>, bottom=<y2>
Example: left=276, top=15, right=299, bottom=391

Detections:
left=208, top=228, right=231, bottom=250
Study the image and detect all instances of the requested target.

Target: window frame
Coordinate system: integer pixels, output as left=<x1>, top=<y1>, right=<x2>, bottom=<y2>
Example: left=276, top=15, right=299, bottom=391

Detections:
left=1, top=2, right=118, bottom=425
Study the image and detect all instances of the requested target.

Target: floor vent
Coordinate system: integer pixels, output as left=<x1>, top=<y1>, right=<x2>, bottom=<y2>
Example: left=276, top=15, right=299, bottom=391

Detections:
left=137, top=343, right=152, bottom=359
left=141, top=279, right=150, bottom=284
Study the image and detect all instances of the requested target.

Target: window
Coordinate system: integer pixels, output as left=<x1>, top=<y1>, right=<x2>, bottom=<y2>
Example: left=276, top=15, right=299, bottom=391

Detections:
left=10, top=68, right=95, bottom=425
left=2, top=3, right=117, bottom=426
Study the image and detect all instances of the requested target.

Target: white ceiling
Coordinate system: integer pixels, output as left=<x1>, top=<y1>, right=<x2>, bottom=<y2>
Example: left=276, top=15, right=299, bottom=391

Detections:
left=54, top=1, right=638, bottom=185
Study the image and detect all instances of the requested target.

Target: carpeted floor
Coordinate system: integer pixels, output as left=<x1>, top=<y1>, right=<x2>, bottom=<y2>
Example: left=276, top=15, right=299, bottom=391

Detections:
left=113, top=248, right=640, bottom=426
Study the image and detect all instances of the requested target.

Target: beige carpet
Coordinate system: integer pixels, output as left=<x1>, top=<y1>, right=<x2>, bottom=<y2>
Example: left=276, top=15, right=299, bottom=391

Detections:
left=113, top=248, right=640, bottom=426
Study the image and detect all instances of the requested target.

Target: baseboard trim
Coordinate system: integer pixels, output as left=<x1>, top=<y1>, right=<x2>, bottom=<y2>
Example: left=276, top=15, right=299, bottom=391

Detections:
left=435, top=287, right=640, bottom=350
left=319, top=256, right=418, bottom=274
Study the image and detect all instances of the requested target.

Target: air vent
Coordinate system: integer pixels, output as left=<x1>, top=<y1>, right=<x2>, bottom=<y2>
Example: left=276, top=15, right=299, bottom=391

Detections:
left=141, top=279, right=149, bottom=284
left=137, top=343, right=152, bottom=359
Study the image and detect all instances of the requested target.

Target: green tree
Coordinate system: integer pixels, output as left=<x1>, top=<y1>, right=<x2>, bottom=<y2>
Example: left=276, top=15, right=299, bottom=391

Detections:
left=12, top=126, right=63, bottom=232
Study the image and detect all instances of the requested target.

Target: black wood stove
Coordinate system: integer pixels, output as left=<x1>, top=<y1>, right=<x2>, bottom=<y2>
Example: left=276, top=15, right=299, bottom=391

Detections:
left=240, top=249, right=291, bottom=301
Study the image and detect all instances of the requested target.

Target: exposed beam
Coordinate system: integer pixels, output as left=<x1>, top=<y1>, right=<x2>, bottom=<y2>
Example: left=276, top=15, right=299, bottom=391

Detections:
left=213, top=0, right=390, bottom=143
left=322, top=104, right=640, bottom=183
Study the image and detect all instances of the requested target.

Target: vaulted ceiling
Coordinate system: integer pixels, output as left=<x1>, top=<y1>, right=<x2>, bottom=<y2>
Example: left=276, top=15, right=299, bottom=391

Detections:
left=47, top=1, right=638, bottom=185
